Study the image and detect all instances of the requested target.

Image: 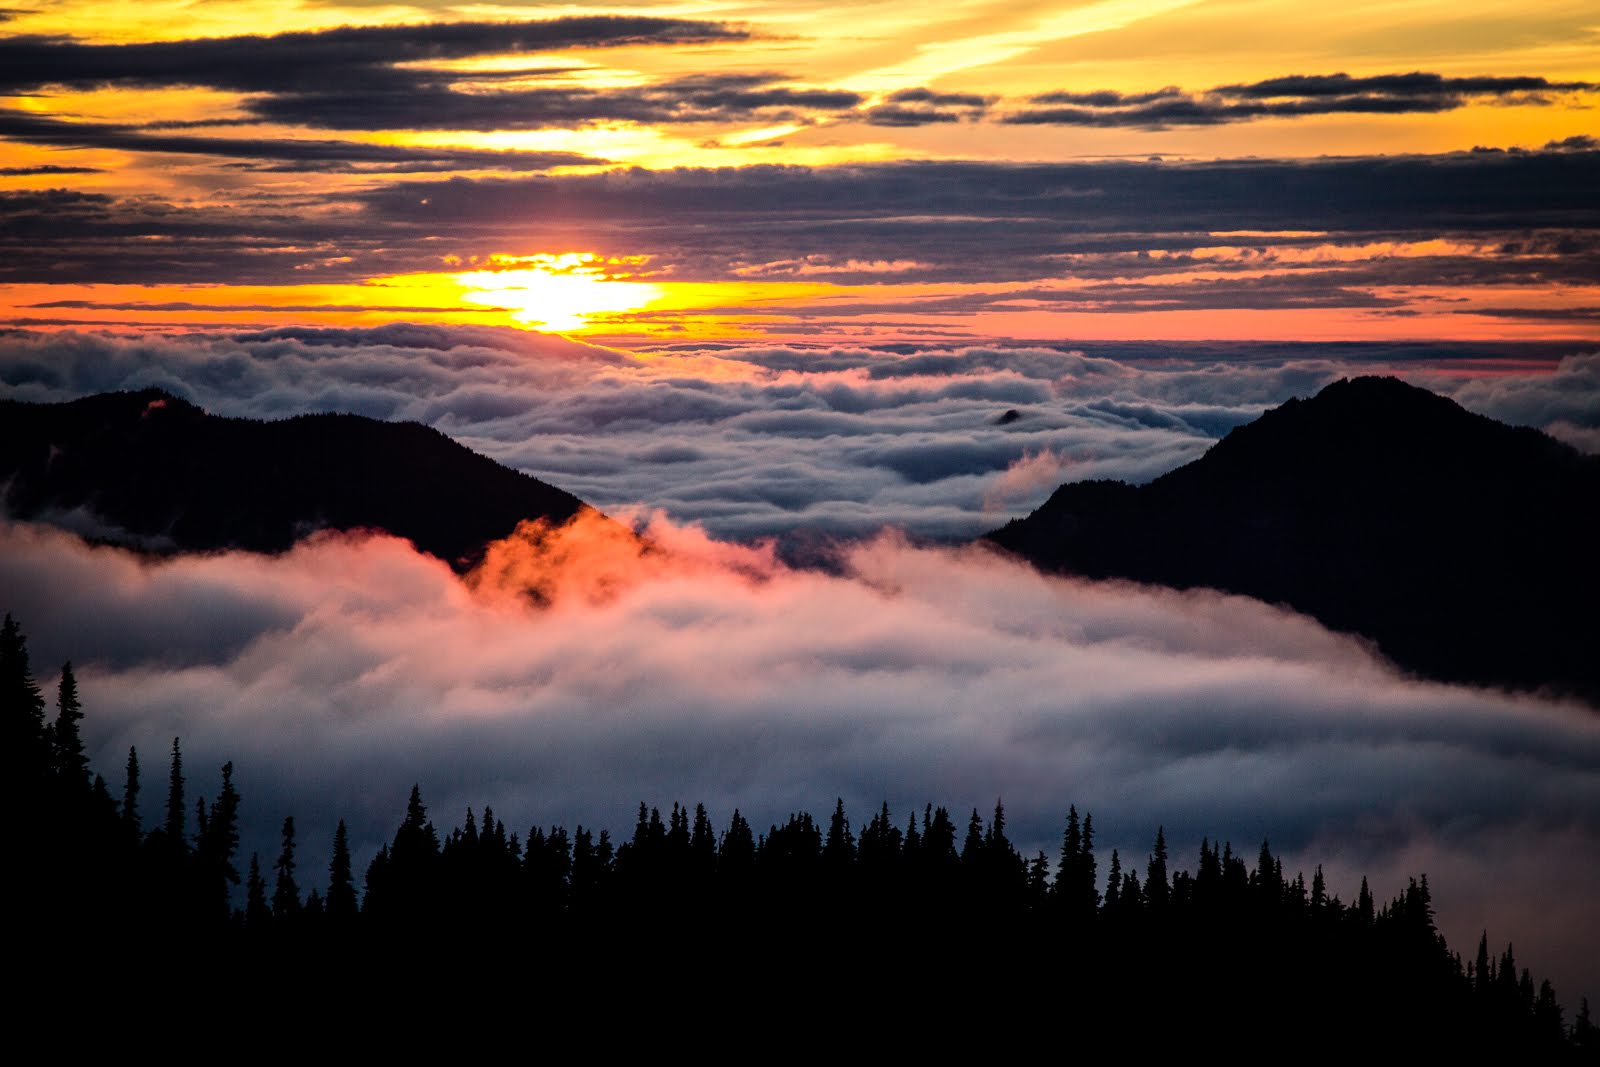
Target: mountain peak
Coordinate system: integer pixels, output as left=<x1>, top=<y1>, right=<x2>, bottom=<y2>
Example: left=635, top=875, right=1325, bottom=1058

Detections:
left=0, top=391, right=589, bottom=571
left=989, top=377, right=1600, bottom=703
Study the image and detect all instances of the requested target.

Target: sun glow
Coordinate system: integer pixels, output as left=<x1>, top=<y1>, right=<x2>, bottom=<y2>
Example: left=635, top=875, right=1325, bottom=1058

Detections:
left=453, top=254, right=663, bottom=332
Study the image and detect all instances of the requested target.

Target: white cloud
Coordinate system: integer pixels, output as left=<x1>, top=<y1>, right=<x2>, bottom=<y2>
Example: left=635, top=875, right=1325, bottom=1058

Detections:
left=4, top=515, right=1598, bottom=999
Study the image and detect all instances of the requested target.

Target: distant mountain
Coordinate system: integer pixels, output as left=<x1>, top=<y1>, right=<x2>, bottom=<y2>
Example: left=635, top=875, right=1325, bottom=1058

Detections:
left=987, top=377, right=1600, bottom=704
left=0, top=389, right=587, bottom=570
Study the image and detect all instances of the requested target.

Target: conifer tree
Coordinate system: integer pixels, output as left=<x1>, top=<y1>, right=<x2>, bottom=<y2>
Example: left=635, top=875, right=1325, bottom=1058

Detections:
left=718, top=809, right=756, bottom=885
left=823, top=798, right=856, bottom=869
left=194, top=761, right=241, bottom=920
left=961, top=808, right=985, bottom=866
left=1534, top=980, right=1564, bottom=1046
left=1055, top=806, right=1081, bottom=899
left=1574, top=998, right=1598, bottom=1054
left=245, top=853, right=271, bottom=929
left=0, top=613, right=48, bottom=786
left=163, top=737, right=186, bottom=845
left=857, top=802, right=903, bottom=878
left=1027, top=851, right=1050, bottom=904
left=121, top=746, right=141, bottom=837
left=1077, top=813, right=1099, bottom=913
left=272, top=815, right=301, bottom=920
left=51, top=662, right=87, bottom=782
left=1104, top=849, right=1122, bottom=911
left=690, top=803, right=717, bottom=883
left=327, top=819, right=357, bottom=921
left=1145, top=826, right=1170, bottom=909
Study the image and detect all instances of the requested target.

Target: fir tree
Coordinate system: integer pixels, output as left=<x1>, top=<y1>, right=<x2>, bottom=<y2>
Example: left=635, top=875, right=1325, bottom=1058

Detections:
left=1077, top=813, right=1099, bottom=914
left=690, top=803, right=717, bottom=881
left=163, top=737, right=185, bottom=845
left=823, top=798, right=856, bottom=869
left=1055, top=806, right=1081, bottom=899
left=1574, top=998, right=1598, bottom=1054
left=245, top=852, right=271, bottom=929
left=121, top=746, right=141, bottom=837
left=1145, top=826, right=1170, bottom=909
left=327, top=819, right=358, bottom=921
left=272, top=815, right=301, bottom=920
left=1027, top=851, right=1050, bottom=904
left=194, top=761, right=242, bottom=920
left=961, top=808, right=985, bottom=866
left=50, top=662, right=87, bottom=782
left=0, top=613, right=48, bottom=787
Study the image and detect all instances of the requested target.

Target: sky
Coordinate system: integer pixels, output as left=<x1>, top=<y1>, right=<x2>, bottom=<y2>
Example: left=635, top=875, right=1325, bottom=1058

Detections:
left=0, top=0, right=1597, bottom=342
left=3, top=0, right=1600, bottom=1006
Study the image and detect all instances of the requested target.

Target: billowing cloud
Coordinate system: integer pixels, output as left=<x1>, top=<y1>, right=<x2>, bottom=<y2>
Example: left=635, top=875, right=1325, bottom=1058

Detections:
left=2, top=515, right=1597, bottom=999
left=983, top=448, right=1067, bottom=511
left=2, top=328, right=1594, bottom=543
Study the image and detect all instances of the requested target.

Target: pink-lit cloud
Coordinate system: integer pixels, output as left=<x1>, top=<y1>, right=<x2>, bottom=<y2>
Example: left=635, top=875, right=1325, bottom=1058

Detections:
left=3, top=514, right=1598, bottom=998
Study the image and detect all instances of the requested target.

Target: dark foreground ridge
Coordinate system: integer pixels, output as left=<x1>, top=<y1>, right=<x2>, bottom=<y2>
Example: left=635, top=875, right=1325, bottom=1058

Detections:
left=987, top=376, right=1600, bottom=704
left=6, top=610, right=1599, bottom=1049
left=0, top=388, right=587, bottom=571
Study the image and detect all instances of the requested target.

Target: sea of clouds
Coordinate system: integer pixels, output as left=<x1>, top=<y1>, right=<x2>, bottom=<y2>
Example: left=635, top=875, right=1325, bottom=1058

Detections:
left=3, top=513, right=1598, bottom=1000
left=2, top=326, right=1599, bottom=999
left=2, top=326, right=1595, bottom=541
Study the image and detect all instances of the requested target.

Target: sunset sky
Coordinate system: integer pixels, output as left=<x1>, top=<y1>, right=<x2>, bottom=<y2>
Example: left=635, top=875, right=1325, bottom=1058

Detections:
left=4, top=0, right=1600, bottom=1005
left=2, top=0, right=1597, bottom=342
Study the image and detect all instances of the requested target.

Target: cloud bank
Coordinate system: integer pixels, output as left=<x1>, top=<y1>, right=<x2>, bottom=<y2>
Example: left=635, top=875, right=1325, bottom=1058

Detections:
left=2, top=515, right=1597, bottom=1000
left=2, top=327, right=1594, bottom=540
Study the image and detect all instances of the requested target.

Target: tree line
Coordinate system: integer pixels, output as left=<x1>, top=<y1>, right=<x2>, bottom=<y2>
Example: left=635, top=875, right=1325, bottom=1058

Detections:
left=5, top=610, right=1598, bottom=1050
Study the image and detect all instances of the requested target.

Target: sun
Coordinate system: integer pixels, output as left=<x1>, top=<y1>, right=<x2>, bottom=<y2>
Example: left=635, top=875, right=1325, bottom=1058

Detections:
left=454, top=254, right=662, bottom=333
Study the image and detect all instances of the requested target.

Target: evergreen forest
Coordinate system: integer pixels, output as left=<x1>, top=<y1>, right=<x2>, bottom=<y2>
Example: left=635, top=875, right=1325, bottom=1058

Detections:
left=6, top=609, right=1597, bottom=1052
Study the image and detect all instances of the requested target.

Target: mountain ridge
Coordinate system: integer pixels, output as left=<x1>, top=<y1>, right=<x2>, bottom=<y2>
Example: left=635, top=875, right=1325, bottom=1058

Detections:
left=0, top=387, right=588, bottom=571
left=987, top=375, right=1600, bottom=704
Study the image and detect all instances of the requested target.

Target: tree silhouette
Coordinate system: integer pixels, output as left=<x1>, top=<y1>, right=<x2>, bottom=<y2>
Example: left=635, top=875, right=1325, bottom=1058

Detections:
left=0, top=613, right=47, bottom=793
left=1145, top=826, right=1170, bottom=910
left=3, top=611, right=1593, bottom=1053
left=163, top=737, right=185, bottom=845
left=245, top=853, right=271, bottom=929
left=326, top=819, right=357, bottom=922
left=121, top=746, right=140, bottom=838
left=50, top=662, right=87, bottom=783
left=272, top=816, right=300, bottom=920
left=194, top=761, right=242, bottom=921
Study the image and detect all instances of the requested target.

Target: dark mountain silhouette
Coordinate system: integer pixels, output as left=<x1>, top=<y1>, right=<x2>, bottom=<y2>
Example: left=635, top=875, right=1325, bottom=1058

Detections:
left=987, top=376, right=1600, bottom=704
left=0, top=389, right=587, bottom=570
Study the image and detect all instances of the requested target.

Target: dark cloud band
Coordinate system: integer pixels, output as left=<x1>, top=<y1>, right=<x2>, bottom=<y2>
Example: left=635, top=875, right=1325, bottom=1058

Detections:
left=1006, top=72, right=1598, bottom=128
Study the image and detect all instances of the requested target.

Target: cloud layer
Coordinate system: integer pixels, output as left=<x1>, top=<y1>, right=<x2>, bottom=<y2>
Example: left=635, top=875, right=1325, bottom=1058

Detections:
left=2, top=327, right=1595, bottom=541
left=3, top=515, right=1597, bottom=999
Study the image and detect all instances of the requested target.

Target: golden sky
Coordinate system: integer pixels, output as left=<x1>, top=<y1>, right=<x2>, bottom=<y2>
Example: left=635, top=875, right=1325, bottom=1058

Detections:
left=1, top=0, right=1597, bottom=341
